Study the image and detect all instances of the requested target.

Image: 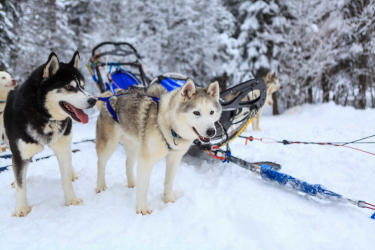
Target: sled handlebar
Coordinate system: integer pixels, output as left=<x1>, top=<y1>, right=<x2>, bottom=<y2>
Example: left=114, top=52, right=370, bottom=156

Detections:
left=220, top=78, right=266, bottom=112
left=91, top=41, right=142, bottom=60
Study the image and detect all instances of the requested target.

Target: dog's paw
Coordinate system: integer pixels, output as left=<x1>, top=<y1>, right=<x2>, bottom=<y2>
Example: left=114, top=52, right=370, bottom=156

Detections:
left=13, top=206, right=32, bottom=217
left=128, top=181, right=136, bottom=188
left=65, top=198, right=83, bottom=206
left=136, top=207, right=152, bottom=215
left=72, top=171, right=78, bottom=182
left=163, top=192, right=177, bottom=203
left=11, top=181, right=15, bottom=188
left=127, top=176, right=136, bottom=188
left=96, top=184, right=107, bottom=193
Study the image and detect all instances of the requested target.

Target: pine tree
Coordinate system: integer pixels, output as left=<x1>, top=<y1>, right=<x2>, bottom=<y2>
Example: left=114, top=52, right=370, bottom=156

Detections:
left=0, top=0, right=19, bottom=73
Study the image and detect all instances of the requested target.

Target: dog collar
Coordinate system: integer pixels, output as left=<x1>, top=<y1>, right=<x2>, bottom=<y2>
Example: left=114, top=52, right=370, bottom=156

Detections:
left=171, top=128, right=182, bottom=144
left=160, top=128, right=182, bottom=150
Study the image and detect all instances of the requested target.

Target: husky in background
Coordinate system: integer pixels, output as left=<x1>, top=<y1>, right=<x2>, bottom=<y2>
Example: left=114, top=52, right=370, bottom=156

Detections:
left=0, top=71, right=17, bottom=151
left=252, top=72, right=281, bottom=131
left=4, top=52, right=96, bottom=217
left=95, top=80, right=222, bottom=215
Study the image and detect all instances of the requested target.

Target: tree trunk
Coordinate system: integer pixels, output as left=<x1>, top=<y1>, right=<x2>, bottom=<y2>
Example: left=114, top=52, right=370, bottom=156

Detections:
left=370, top=84, right=374, bottom=108
left=304, top=76, right=313, bottom=104
left=307, top=87, right=313, bottom=104
left=321, top=73, right=330, bottom=103
left=272, top=93, right=279, bottom=115
left=356, top=54, right=367, bottom=109
left=47, top=0, right=57, bottom=51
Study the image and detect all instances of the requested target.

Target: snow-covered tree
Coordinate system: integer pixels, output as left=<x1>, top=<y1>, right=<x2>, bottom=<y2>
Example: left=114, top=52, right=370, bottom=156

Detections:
left=277, top=0, right=375, bottom=110
left=0, top=0, right=19, bottom=73
left=14, top=0, right=77, bottom=78
left=226, top=0, right=290, bottom=84
left=115, top=0, right=235, bottom=83
left=1, top=0, right=374, bottom=110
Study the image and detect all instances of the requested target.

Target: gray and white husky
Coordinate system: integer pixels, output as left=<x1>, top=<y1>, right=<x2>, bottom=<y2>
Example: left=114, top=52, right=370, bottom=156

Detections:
left=4, top=52, right=96, bottom=217
left=96, top=79, right=222, bottom=215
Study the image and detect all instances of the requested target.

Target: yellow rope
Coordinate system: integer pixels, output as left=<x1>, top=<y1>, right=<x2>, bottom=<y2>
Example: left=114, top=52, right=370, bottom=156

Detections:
left=217, top=117, right=254, bottom=148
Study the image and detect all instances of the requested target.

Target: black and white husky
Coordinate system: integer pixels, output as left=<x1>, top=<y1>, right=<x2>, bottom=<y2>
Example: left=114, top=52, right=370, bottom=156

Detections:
left=4, top=52, right=96, bottom=217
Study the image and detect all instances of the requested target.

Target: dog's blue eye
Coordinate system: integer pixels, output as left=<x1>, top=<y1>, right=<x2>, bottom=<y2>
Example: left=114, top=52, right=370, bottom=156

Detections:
left=210, top=110, right=214, bottom=115
left=193, top=111, right=200, bottom=116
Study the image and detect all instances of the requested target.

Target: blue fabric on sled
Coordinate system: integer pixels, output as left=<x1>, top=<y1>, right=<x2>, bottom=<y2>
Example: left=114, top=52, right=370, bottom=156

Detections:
left=109, top=70, right=142, bottom=92
left=161, top=77, right=186, bottom=92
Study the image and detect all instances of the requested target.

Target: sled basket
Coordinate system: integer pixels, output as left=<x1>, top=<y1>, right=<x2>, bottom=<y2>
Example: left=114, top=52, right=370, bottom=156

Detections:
left=88, top=41, right=150, bottom=93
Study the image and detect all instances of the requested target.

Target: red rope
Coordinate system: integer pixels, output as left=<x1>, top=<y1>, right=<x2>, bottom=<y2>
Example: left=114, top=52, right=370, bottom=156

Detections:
left=245, top=136, right=278, bottom=145
left=208, top=146, right=226, bottom=161
left=207, top=151, right=226, bottom=161
left=364, top=201, right=375, bottom=210
left=341, top=145, right=375, bottom=156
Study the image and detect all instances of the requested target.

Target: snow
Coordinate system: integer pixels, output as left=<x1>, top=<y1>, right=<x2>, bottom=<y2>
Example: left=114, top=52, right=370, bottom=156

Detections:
left=0, top=103, right=374, bottom=250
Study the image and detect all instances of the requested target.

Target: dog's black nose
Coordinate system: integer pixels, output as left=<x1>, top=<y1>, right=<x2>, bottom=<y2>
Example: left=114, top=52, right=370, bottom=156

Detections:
left=87, top=98, right=96, bottom=106
left=206, top=128, right=216, bottom=137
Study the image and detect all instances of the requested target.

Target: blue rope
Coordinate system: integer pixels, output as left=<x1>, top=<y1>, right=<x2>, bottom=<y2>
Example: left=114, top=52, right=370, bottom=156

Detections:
left=223, top=150, right=231, bottom=163
left=92, top=75, right=99, bottom=83
left=108, top=63, right=113, bottom=74
left=259, top=165, right=342, bottom=199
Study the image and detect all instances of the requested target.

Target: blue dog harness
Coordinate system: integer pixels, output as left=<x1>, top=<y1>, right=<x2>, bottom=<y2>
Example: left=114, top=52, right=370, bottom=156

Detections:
left=97, top=94, right=180, bottom=150
left=97, top=94, right=159, bottom=123
left=97, top=95, right=123, bottom=123
left=97, top=69, right=187, bottom=149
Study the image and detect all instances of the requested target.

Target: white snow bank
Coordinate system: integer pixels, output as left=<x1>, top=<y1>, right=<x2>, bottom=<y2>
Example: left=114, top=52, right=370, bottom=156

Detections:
left=0, top=103, right=374, bottom=250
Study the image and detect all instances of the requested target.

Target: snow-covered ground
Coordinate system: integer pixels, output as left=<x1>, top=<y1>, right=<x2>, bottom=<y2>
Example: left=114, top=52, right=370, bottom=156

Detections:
left=0, top=103, right=374, bottom=250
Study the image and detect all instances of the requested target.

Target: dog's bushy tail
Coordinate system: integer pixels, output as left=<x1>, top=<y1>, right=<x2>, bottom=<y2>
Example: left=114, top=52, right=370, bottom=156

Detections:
left=147, top=84, right=167, bottom=99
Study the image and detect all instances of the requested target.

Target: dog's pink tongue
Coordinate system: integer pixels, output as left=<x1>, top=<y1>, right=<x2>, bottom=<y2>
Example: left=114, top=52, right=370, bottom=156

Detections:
left=71, top=106, right=89, bottom=124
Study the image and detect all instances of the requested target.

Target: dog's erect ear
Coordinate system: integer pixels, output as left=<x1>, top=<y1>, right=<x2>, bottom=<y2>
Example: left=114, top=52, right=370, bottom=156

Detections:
left=206, top=81, right=220, bottom=100
left=43, top=52, right=60, bottom=79
left=181, top=79, right=196, bottom=99
left=69, top=51, right=80, bottom=69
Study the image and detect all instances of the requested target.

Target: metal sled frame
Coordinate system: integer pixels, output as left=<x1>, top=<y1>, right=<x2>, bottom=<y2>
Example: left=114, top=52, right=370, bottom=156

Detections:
left=89, top=41, right=151, bottom=92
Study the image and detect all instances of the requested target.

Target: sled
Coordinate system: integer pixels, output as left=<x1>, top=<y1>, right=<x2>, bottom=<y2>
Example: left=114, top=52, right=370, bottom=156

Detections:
left=87, top=41, right=267, bottom=148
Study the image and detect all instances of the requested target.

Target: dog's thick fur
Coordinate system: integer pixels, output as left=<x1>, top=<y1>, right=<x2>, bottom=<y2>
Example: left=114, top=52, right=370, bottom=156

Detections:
left=4, top=52, right=96, bottom=217
left=251, top=72, right=281, bottom=131
left=0, top=71, right=17, bottom=150
left=96, top=80, right=222, bottom=215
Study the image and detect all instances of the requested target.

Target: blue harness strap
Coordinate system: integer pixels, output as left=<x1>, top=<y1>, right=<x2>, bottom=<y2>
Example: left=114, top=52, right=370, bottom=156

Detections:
left=98, top=96, right=120, bottom=122
left=98, top=94, right=160, bottom=123
left=150, top=96, right=160, bottom=102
